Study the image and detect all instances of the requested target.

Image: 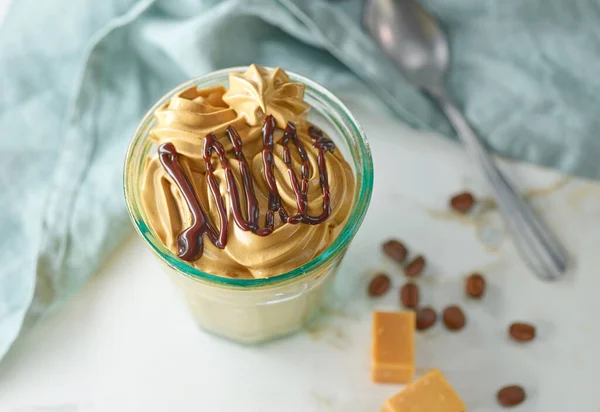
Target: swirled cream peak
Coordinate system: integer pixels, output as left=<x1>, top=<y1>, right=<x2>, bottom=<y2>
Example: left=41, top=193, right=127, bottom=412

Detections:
left=223, top=64, right=309, bottom=129
left=141, top=65, right=355, bottom=279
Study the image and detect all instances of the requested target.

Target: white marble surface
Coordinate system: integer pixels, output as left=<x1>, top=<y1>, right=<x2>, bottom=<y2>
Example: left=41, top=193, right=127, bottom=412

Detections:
left=2, top=2, right=600, bottom=410
left=1, top=96, right=600, bottom=411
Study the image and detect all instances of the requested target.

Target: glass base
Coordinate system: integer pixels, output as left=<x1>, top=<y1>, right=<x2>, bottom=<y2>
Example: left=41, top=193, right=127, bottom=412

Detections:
left=167, top=262, right=339, bottom=344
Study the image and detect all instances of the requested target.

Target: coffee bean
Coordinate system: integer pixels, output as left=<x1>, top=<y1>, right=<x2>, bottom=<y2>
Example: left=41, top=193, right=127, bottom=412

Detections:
left=465, top=273, right=486, bottom=298
left=416, top=307, right=437, bottom=331
left=443, top=305, right=466, bottom=331
left=368, top=273, right=391, bottom=297
left=400, top=283, right=419, bottom=309
left=450, top=191, right=475, bottom=213
left=405, top=255, right=425, bottom=277
left=497, top=385, right=526, bottom=407
left=382, top=239, right=408, bottom=263
left=509, top=322, right=536, bottom=342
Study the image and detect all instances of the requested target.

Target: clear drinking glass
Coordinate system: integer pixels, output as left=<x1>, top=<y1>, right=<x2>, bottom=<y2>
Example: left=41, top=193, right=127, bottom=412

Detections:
left=124, top=67, right=374, bottom=344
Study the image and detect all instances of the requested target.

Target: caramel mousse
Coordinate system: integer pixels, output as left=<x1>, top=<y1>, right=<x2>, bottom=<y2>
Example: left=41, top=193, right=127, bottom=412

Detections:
left=141, top=65, right=355, bottom=278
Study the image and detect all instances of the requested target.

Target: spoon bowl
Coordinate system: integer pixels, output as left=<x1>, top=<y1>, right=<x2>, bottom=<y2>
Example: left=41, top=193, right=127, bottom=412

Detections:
left=364, top=0, right=448, bottom=94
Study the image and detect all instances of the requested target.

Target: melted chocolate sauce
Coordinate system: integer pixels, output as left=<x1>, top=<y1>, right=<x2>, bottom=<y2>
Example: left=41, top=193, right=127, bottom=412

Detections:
left=158, top=114, right=335, bottom=261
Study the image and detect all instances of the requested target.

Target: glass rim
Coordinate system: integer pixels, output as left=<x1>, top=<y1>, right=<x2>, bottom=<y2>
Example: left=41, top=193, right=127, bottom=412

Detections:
left=123, top=66, right=374, bottom=288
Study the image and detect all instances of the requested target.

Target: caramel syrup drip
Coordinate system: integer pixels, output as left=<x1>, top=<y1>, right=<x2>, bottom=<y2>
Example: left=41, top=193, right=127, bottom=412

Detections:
left=158, top=114, right=335, bottom=262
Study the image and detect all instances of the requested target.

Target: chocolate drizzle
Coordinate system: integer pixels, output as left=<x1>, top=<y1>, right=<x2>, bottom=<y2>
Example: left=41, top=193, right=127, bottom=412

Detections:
left=157, top=143, right=220, bottom=261
left=158, top=114, right=336, bottom=262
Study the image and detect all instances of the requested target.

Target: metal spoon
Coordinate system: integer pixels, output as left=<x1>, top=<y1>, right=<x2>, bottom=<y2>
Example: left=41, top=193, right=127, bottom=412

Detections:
left=364, top=0, right=568, bottom=280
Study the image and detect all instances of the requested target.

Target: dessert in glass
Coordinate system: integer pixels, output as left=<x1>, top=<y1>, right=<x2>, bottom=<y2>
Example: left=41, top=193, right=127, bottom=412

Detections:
left=124, top=65, right=373, bottom=344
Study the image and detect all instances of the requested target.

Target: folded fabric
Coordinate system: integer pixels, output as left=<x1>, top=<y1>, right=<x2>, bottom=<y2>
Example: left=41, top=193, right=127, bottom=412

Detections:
left=2, top=0, right=600, bottom=361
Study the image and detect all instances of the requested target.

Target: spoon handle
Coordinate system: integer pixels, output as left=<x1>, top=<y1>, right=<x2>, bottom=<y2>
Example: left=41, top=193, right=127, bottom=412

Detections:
left=432, top=93, right=568, bottom=281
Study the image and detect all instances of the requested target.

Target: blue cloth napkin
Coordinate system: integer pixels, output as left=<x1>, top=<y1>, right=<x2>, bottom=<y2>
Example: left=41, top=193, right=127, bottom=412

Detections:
left=2, top=0, right=600, bottom=360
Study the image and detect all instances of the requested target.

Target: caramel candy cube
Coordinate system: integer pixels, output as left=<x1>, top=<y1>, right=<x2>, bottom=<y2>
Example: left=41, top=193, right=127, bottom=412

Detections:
left=381, top=369, right=466, bottom=412
left=371, top=311, right=415, bottom=384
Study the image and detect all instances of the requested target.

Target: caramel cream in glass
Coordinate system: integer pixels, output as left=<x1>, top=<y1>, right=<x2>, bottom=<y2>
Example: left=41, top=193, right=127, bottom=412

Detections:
left=141, top=65, right=355, bottom=279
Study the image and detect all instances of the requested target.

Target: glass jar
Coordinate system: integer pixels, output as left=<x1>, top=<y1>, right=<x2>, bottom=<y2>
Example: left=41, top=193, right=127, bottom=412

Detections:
left=123, top=67, right=374, bottom=344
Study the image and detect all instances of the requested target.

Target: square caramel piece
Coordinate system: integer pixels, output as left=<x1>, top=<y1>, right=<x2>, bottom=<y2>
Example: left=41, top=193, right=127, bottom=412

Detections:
left=371, top=311, right=415, bottom=384
left=381, top=369, right=466, bottom=412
